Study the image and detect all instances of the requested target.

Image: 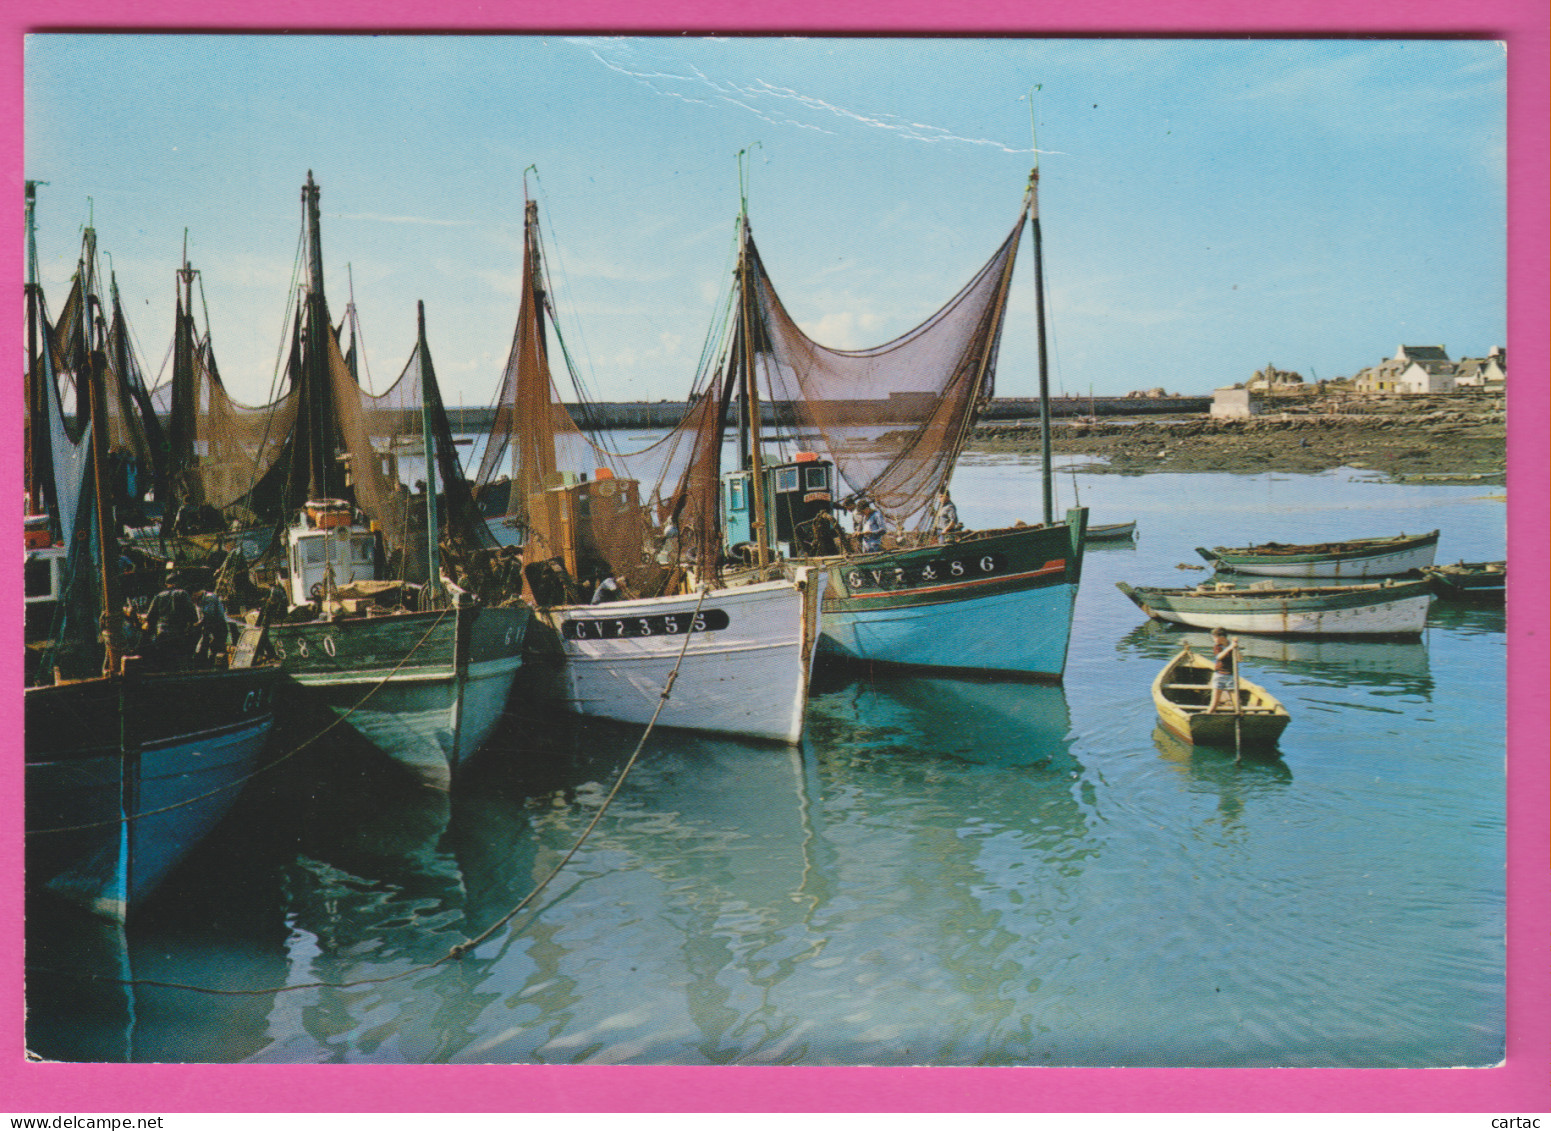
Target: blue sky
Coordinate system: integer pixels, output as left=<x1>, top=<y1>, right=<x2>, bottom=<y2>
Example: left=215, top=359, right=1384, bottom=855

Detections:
left=24, top=36, right=1506, bottom=407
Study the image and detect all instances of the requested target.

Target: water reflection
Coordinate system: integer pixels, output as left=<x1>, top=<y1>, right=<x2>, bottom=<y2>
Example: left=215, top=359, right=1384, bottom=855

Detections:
left=1083, top=535, right=1140, bottom=554
left=25, top=785, right=293, bottom=1064
left=1151, top=725, right=1294, bottom=827
left=1117, top=619, right=1433, bottom=699
left=808, top=664, right=1078, bottom=771
left=1425, top=601, right=1506, bottom=636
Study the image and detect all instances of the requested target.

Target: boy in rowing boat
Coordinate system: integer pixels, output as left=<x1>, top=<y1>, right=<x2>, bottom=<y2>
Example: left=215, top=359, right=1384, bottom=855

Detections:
left=1207, top=626, right=1241, bottom=713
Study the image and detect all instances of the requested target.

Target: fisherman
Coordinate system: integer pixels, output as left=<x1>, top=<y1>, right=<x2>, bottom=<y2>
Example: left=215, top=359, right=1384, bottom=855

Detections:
left=855, top=502, right=886, bottom=554
left=934, top=489, right=963, bottom=542
left=192, top=584, right=232, bottom=665
left=1206, top=626, right=1241, bottom=713
left=655, top=519, right=680, bottom=566
left=142, top=567, right=199, bottom=668
left=804, top=505, right=843, bottom=556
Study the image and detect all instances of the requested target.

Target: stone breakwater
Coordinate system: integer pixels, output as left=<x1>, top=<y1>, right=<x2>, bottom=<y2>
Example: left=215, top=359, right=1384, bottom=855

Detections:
left=974, top=394, right=1506, bottom=483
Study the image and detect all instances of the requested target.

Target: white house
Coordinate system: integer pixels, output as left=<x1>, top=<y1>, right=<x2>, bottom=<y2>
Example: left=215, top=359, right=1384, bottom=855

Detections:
left=1454, top=345, right=1506, bottom=388
left=1354, top=345, right=1457, bottom=393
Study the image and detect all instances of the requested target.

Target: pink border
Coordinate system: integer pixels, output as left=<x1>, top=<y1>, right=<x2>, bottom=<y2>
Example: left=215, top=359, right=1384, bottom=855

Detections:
left=3, top=1, right=1546, bottom=1114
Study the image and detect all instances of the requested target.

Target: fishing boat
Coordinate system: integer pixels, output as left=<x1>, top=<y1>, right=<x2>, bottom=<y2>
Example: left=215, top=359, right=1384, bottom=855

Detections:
left=1195, top=530, right=1439, bottom=578
left=1085, top=521, right=1137, bottom=542
left=140, top=242, right=298, bottom=563
left=713, top=164, right=1087, bottom=679
left=180, top=175, right=528, bottom=787
left=1421, top=560, right=1505, bottom=602
left=1151, top=646, right=1290, bottom=751
left=1116, top=577, right=1433, bottom=636
left=1120, top=620, right=1434, bottom=698
left=25, top=206, right=167, bottom=655
left=472, top=195, right=824, bottom=743
left=24, top=184, right=279, bottom=922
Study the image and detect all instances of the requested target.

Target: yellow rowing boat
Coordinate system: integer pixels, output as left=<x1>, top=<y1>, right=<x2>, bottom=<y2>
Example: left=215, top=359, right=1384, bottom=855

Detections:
left=1151, top=645, right=1290, bottom=751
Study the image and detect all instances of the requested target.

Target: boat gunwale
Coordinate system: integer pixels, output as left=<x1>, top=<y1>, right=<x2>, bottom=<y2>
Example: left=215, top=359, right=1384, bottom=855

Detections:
left=1199, top=529, right=1440, bottom=565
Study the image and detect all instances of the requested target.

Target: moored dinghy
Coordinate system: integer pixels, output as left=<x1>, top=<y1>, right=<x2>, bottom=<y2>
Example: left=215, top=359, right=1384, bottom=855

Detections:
left=1421, top=560, right=1505, bottom=602
left=1152, top=646, right=1290, bottom=751
left=1085, top=521, right=1137, bottom=543
left=1196, top=530, right=1439, bottom=578
left=1116, top=577, right=1433, bottom=637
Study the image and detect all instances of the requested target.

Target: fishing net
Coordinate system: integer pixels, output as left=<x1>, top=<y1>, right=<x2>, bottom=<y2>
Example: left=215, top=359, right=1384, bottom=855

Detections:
left=746, top=217, right=1023, bottom=533
left=326, top=316, right=478, bottom=582
left=160, top=295, right=299, bottom=516
left=472, top=201, right=724, bottom=597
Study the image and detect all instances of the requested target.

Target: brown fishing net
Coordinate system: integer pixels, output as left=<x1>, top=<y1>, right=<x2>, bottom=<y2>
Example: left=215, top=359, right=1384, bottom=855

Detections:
left=161, top=295, right=299, bottom=514
left=472, top=201, right=1029, bottom=595
left=473, top=201, right=723, bottom=598
left=747, top=216, right=1023, bottom=533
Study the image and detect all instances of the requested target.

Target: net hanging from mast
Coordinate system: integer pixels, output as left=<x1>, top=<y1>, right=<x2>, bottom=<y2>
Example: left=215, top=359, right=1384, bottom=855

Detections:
left=745, top=212, right=1026, bottom=532
left=472, top=199, right=730, bottom=593
left=155, top=297, right=301, bottom=516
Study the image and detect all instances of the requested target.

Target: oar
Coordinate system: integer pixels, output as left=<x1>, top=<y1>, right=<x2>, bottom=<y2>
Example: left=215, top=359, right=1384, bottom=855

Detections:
left=1231, top=639, right=1243, bottom=762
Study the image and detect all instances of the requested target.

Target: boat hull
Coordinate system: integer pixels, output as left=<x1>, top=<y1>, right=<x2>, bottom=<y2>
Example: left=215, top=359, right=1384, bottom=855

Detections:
left=268, top=602, right=529, bottom=787
left=1118, top=579, right=1432, bottom=637
left=534, top=570, right=825, bottom=744
left=1084, top=521, right=1136, bottom=542
left=25, top=665, right=280, bottom=922
left=819, top=514, right=1086, bottom=678
left=1198, top=530, right=1439, bottom=578
left=1423, top=562, right=1505, bottom=602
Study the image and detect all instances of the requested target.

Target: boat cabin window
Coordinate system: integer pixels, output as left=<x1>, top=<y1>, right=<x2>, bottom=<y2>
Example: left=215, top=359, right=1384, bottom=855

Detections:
left=804, top=465, right=829, bottom=491
left=300, top=536, right=327, bottom=565
left=776, top=467, right=800, bottom=493
left=728, top=479, right=747, bottom=511
left=351, top=535, right=374, bottom=564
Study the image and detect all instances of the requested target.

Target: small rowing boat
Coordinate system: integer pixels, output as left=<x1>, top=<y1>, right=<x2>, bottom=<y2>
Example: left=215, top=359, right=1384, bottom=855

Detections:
left=1084, top=521, right=1137, bottom=543
left=1196, top=530, right=1439, bottom=578
left=1116, top=577, right=1432, bottom=637
left=1421, top=560, right=1505, bottom=602
left=1151, top=646, right=1290, bottom=751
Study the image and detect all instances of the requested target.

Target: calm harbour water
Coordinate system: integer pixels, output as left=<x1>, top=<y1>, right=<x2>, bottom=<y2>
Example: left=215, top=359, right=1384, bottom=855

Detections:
left=25, top=456, right=1507, bottom=1067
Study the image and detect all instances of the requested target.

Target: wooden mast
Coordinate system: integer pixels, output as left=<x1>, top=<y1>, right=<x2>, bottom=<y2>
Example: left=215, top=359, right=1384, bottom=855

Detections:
left=417, top=301, right=442, bottom=601
left=24, top=180, right=48, bottom=521
left=1028, top=165, right=1055, bottom=527
left=86, top=348, right=124, bottom=676
left=302, top=171, right=331, bottom=502
left=737, top=150, right=770, bottom=567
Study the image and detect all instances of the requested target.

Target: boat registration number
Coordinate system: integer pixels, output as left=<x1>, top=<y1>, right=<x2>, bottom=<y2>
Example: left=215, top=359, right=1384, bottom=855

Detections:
left=846, top=552, right=1006, bottom=592
left=562, top=608, right=731, bottom=640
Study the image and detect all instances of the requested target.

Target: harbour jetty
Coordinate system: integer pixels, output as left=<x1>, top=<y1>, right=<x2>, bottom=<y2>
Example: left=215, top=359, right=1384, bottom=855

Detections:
left=444, top=394, right=1208, bottom=432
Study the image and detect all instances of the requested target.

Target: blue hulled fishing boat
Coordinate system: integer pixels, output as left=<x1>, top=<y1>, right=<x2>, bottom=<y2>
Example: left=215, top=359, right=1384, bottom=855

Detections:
left=712, top=164, right=1087, bottom=679
left=24, top=183, right=278, bottom=921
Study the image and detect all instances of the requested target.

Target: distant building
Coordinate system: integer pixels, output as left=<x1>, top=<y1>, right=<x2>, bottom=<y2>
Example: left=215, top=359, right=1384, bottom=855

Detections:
left=1211, top=386, right=1258, bottom=418
left=1246, top=363, right=1305, bottom=391
left=1453, top=345, right=1506, bottom=388
left=1354, top=345, right=1459, bottom=394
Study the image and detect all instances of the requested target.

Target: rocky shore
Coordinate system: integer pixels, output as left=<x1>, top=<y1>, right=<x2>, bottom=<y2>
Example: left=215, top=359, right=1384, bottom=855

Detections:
left=972, top=391, right=1506, bottom=484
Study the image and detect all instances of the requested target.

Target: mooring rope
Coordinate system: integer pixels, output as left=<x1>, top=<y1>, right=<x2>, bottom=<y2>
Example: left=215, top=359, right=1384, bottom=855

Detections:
left=27, top=586, right=711, bottom=998
left=26, top=605, right=455, bottom=837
